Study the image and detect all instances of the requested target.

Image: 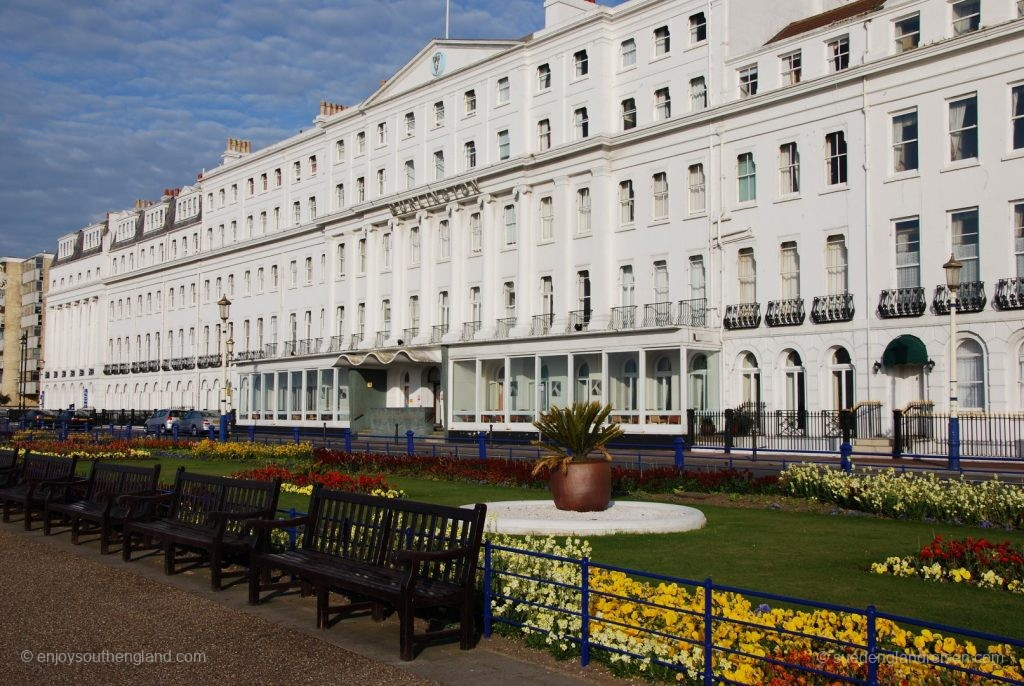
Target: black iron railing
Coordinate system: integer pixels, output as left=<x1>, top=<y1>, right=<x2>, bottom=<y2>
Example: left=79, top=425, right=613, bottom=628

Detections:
left=933, top=281, right=986, bottom=314
left=349, top=334, right=363, bottom=349
left=462, top=321, right=481, bottom=341
left=643, top=302, right=674, bottom=327
left=431, top=324, right=449, bottom=343
left=678, top=298, right=707, bottom=327
left=566, top=310, right=590, bottom=333
left=610, top=305, right=637, bottom=330
left=495, top=317, right=516, bottom=339
left=531, top=314, right=554, bottom=336
left=328, top=336, right=344, bottom=352
left=401, top=327, right=418, bottom=344
left=374, top=331, right=390, bottom=348
left=264, top=343, right=278, bottom=357
left=723, top=303, right=761, bottom=330
left=811, top=293, right=855, bottom=323
left=765, top=299, right=805, bottom=327
left=995, top=277, right=1024, bottom=310
left=878, top=287, right=926, bottom=318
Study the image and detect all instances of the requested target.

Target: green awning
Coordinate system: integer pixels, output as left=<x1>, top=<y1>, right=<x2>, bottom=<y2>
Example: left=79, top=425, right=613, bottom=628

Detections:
left=881, top=334, right=928, bottom=366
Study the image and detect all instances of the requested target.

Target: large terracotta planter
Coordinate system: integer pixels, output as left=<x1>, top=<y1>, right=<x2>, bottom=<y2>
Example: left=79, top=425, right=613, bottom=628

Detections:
left=549, top=459, right=612, bottom=512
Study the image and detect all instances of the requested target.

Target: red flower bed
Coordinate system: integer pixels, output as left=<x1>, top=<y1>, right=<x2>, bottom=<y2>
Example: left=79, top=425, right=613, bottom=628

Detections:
left=233, top=464, right=392, bottom=493
left=918, top=535, right=1024, bottom=578
left=313, top=448, right=778, bottom=495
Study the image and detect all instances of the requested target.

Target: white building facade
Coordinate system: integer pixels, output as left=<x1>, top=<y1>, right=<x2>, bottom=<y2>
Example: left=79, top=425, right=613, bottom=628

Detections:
left=41, top=0, right=1024, bottom=437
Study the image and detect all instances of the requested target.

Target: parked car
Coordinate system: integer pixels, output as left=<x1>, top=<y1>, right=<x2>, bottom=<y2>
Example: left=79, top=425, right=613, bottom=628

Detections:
left=180, top=410, right=225, bottom=437
left=143, top=409, right=185, bottom=436
left=56, top=409, right=97, bottom=430
left=22, top=409, right=58, bottom=429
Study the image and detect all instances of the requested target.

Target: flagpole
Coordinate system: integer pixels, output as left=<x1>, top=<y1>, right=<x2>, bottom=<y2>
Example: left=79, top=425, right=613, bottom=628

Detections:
left=445, top=0, right=450, bottom=39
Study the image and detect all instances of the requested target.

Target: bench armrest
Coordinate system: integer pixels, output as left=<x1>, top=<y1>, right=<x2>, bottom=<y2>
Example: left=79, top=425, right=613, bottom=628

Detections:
left=40, top=476, right=88, bottom=503
left=118, top=491, right=174, bottom=519
left=244, top=516, right=310, bottom=533
left=40, top=476, right=88, bottom=487
left=393, top=546, right=476, bottom=564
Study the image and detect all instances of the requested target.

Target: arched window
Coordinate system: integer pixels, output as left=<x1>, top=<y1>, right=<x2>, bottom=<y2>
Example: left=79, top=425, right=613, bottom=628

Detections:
left=830, top=347, right=855, bottom=410
left=688, top=354, right=708, bottom=412
left=781, top=350, right=806, bottom=427
left=740, top=353, right=761, bottom=407
left=957, top=340, right=985, bottom=410
left=655, top=357, right=673, bottom=411
left=576, top=362, right=590, bottom=402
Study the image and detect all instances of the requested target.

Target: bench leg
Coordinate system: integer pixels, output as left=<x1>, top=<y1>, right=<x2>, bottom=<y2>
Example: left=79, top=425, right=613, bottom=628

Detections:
left=163, top=542, right=175, bottom=576
left=43, top=509, right=54, bottom=536
left=2, top=499, right=10, bottom=523
left=399, top=597, right=415, bottom=661
left=209, top=549, right=222, bottom=591
left=122, top=530, right=133, bottom=561
left=23, top=505, right=33, bottom=531
left=460, top=596, right=474, bottom=650
left=372, top=602, right=386, bottom=622
left=316, top=587, right=329, bottom=629
left=247, top=564, right=261, bottom=605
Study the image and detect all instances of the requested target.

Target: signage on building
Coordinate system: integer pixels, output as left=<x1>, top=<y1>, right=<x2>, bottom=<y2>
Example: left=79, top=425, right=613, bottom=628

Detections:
left=83, top=388, right=89, bottom=407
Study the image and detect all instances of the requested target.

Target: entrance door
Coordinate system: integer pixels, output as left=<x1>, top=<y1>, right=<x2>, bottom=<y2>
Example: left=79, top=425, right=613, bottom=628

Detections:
left=890, top=364, right=925, bottom=410
left=350, top=369, right=387, bottom=433
left=427, top=366, right=442, bottom=426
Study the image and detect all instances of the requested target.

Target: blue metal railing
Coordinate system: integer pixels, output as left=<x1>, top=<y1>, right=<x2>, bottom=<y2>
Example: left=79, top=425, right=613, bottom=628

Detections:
left=482, top=542, right=1024, bottom=685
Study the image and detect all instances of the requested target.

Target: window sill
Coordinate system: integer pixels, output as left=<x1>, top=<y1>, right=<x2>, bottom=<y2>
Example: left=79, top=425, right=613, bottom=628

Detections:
left=616, top=223, right=637, bottom=232
left=574, top=231, right=592, bottom=239
left=649, top=53, right=672, bottom=64
left=536, top=238, right=555, bottom=247
left=494, top=101, right=510, bottom=109
left=1001, top=149, right=1024, bottom=162
left=618, top=64, right=637, bottom=74
left=774, top=194, right=801, bottom=204
left=686, top=211, right=708, bottom=220
left=819, top=184, right=849, bottom=196
left=733, top=201, right=757, bottom=211
left=536, top=87, right=552, bottom=95
left=883, top=171, right=920, bottom=184
left=940, top=159, right=980, bottom=173
left=500, top=245, right=517, bottom=253
left=649, top=218, right=670, bottom=227
left=571, top=75, right=590, bottom=84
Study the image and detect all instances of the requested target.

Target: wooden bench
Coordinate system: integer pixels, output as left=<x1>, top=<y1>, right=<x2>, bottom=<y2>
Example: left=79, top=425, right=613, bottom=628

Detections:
left=248, top=488, right=487, bottom=661
left=0, top=448, right=19, bottom=483
left=0, top=453, right=79, bottom=530
left=43, top=462, right=163, bottom=554
left=121, top=469, right=281, bottom=590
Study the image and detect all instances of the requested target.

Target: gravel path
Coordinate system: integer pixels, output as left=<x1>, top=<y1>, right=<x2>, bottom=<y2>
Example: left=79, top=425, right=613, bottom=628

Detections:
left=0, top=528, right=435, bottom=686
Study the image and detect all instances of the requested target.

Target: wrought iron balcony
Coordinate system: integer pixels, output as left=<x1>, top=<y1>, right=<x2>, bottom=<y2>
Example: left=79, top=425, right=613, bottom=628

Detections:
left=103, top=365, right=112, bottom=375
left=566, top=310, right=591, bottom=333
left=297, top=338, right=321, bottom=355
left=69, top=369, right=75, bottom=377
left=811, top=293, right=855, bottom=323
left=44, top=371, right=50, bottom=379
left=877, top=287, right=926, bottom=318
left=232, top=350, right=262, bottom=362
left=461, top=321, right=481, bottom=341
left=401, top=327, right=418, bottom=344
left=430, top=324, right=449, bottom=343
left=933, top=281, right=986, bottom=314
left=161, top=359, right=172, bottom=371
left=87, top=368, right=94, bottom=376
left=117, top=363, right=130, bottom=374
left=374, top=331, right=390, bottom=348
left=147, top=360, right=160, bottom=372
left=723, top=303, right=761, bottom=330
left=281, top=340, right=296, bottom=356
left=328, top=335, right=344, bottom=352
left=264, top=343, right=278, bottom=358
left=196, top=354, right=222, bottom=369
left=495, top=317, right=516, bottom=339
left=678, top=298, right=707, bottom=327
left=995, top=277, right=1024, bottom=310
left=349, top=334, right=363, bottom=350
left=643, top=302, right=675, bottom=327
left=130, top=362, right=142, bottom=374
left=610, top=305, right=637, bottom=330
left=765, top=299, right=805, bottom=327
left=531, top=314, right=554, bottom=336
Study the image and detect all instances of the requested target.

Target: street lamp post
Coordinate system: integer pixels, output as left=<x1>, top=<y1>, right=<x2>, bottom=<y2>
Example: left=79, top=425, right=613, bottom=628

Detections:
left=19, top=333, right=28, bottom=412
left=218, top=295, right=231, bottom=443
left=944, top=254, right=962, bottom=472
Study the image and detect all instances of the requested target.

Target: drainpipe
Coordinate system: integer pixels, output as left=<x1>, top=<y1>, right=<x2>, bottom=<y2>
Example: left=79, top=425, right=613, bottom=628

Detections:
left=861, top=75, right=872, bottom=409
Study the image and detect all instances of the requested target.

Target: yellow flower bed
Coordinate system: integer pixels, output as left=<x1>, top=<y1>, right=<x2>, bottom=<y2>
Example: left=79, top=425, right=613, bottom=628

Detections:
left=487, top=535, right=1024, bottom=684
left=188, top=439, right=314, bottom=462
left=279, top=482, right=406, bottom=499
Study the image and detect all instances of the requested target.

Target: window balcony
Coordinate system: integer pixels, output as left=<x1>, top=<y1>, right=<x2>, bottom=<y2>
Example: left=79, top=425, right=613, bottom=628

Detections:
left=933, top=281, right=986, bottom=314
left=103, top=365, right=112, bottom=375
left=401, top=327, right=419, bottom=344
left=566, top=310, right=591, bottom=333
left=282, top=340, right=296, bottom=356
left=263, top=343, right=278, bottom=358
left=297, top=337, right=321, bottom=355
left=430, top=324, right=449, bottom=343
left=374, top=331, right=390, bottom=348
left=461, top=321, right=481, bottom=341
left=349, top=334, right=363, bottom=350
left=69, top=369, right=75, bottom=377
left=723, top=302, right=761, bottom=330
left=328, top=335, right=344, bottom=352
left=610, top=305, right=637, bottom=330
left=678, top=298, right=707, bottom=327
left=117, top=363, right=130, bottom=374
left=161, top=359, right=172, bottom=371
left=130, top=362, right=142, bottom=374
left=531, top=314, right=554, bottom=336
left=877, top=287, right=926, bottom=318
left=765, top=298, right=805, bottom=327
left=995, top=277, right=1024, bottom=310
left=643, top=302, right=675, bottom=327
left=811, top=293, right=855, bottom=323
left=495, top=317, right=516, bottom=339
left=147, top=360, right=160, bottom=372
left=196, top=354, right=222, bottom=369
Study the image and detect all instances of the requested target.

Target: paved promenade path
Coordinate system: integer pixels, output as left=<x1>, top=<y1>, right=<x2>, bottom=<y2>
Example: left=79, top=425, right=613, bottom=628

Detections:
left=0, top=526, right=607, bottom=686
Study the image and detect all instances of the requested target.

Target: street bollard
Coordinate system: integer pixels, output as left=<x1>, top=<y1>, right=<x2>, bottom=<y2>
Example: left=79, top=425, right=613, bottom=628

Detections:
left=292, top=427, right=300, bottom=444
left=673, top=436, right=685, bottom=471
left=478, top=432, right=487, bottom=460
left=840, top=441, right=853, bottom=473
left=172, top=423, right=179, bottom=442
left=343, top=427, right=352, bottom=453
left=248, top=425, right=256, bottom=442
left=406, top=430, right=415, bottom=457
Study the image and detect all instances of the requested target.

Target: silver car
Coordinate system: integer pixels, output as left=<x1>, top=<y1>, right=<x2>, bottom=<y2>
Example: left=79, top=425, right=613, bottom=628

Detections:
left=143, top=409, right=184, bottom=436
left=180, top=410, right=225, bottom=437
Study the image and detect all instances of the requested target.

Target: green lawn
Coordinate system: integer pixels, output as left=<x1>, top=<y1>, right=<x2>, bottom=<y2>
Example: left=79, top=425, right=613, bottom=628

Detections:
left=96, top=457, right=1024, bottom=638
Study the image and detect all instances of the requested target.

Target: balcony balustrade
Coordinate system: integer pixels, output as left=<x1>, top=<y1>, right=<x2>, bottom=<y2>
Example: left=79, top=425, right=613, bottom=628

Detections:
left=933, top=281, right=986, bottom=314
left=461, top=321, right=481, bottom=341
left=349, top=334, right=363, bottom=350
left=401, top=327, right=419, bottom=344
left=643, top=301, right=675, bottom=327
left=374, top=331, right=390, bottom=348
left=531, top=314, right=554, bottom=336
left=495, top=317, right=516, bottom=339
left=610, top=305, right=637, bottom=330
left=723, top=302, right=761, bottom=330
left=677, top=298, right=707, bottom=327
left=995, top=277, right=1024, bottom=310
left=430, top=324, right=449, bottom=343
left=566, top=310, right=591, bottom=333
left=765, top=298, right=805, bottom=327
left=810, top=293, right=855, bottom=323
left=877, top=287, right=926, bottom=318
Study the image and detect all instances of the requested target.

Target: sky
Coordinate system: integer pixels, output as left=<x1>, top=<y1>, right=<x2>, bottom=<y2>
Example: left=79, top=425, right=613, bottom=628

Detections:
left=0, top=0, right=627, bottom=257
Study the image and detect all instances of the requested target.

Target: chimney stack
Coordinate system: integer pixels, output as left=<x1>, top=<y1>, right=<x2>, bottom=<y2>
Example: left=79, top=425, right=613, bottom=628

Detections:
left=222, top=137, right=253, bottom=164
left=319, top=100, right=347, bottom=117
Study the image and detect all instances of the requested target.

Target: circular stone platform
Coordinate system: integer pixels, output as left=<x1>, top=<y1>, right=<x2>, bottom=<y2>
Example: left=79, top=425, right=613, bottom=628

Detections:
left=470, top=500, right=707, bottom=536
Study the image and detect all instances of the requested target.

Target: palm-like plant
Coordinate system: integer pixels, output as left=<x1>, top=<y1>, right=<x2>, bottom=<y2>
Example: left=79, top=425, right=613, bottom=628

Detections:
left=531, top=402, right=625, bottom=475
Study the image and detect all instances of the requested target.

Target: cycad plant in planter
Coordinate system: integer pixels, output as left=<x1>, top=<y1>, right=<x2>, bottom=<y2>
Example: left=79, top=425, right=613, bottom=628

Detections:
left=531, top=402, right=625, bottom=512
